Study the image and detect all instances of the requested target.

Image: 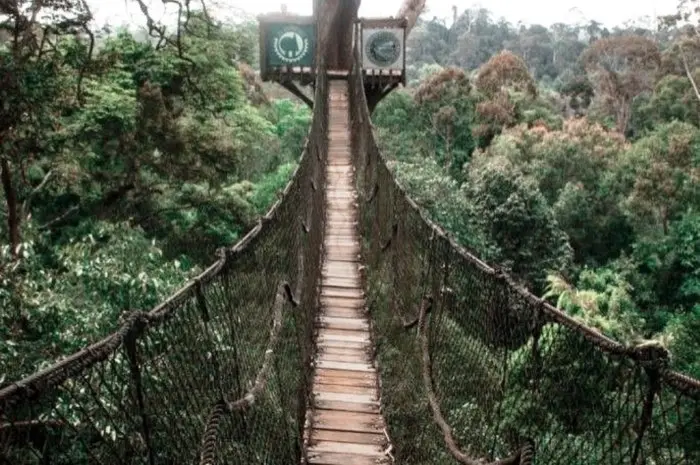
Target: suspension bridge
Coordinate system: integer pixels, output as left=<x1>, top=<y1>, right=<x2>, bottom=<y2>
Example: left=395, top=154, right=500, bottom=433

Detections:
left=2, top=10, right=700, bottom=465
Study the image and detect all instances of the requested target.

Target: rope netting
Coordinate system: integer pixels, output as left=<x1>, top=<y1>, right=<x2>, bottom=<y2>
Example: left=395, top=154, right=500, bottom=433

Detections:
left=0, top=63, right=329, bottom=465
left=348, top=34, right=700, bottom=465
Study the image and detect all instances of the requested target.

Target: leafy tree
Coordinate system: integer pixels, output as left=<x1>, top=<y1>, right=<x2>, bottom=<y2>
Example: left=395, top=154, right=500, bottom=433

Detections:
left=544, top=267, right=643, bottom=342
left=0, top=0, right=94, bottom=258
left=582, top=35, right=661, bottom=134
left=474, top=50, right=537, bottom=98
left=464, top=156, right=573, bottom=289
left=473, top=51, right=538, bottom=147
left=414, top=67, right=476, bottom=179
left=0, top=1, right=311, bottom=382
left=621, top=121, right=700, bottom=237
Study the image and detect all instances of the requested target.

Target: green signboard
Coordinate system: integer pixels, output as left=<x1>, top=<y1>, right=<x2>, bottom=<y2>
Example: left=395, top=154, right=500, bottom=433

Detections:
left=266, top=23, right=316, bottom=68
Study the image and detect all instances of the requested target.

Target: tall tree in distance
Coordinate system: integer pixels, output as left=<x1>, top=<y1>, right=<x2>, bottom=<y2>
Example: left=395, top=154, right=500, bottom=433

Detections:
left=473, top=51, right=537, bottom=146
left=659, top=0, right=700, bottom=105
left=397, top=0, right=427, bottom=33
left=582, top=35, right=661, bottom=134
left=0, top=0, right=94, bottom=258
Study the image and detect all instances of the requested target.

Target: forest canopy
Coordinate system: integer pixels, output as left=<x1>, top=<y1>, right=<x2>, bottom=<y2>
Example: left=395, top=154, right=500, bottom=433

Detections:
left=373, top=1, right=700, bottom=378
left=0, top=0, right=310, bottom=381
left=1, top=0, right=699, bottom=390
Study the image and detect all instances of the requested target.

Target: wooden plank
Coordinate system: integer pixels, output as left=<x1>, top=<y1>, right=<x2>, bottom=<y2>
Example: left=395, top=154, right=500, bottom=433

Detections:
left=312, top=410, right=384, bottom=433
left=314, top=399, right=380, bottom=414
left=322, top=288, right=364, bottom=299
left=319, top=346, right=370, bottom=357
left=322, top=278, right=360, bottom=288
left=315, top=339, right=369, bottom=350
left=314, top=391, right=378, bottom=404
left=315, top=368, right=375, bottom=381
left=322, top=264, right=360, bottom=273
left=311, top=429, right=385, bottom=446
left=308, top=441, right=384, bottom=457
left=315, top=360, right=374, bottom=372
left=317, top=352, right=371, bottom=364
left=323, top=307, right=364, bottom=318
left=318, top=327, right=369, bottom=338
left=322, top=273, right=361, bottom=282
left=320, top=296, right=364, bottom=309
left=317, top=335, right=370, bottom=346
left=307, top=451, right=383, bottom=465
left=319, top=317, right=369, bottom=331
left=313, top=383, right=376, bottom=396
left=314, top=374, right=375, bottom=388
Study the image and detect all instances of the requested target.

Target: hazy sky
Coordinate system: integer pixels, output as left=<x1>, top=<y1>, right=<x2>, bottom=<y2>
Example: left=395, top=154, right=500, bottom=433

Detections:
left=92, top=0, right=678, bottom=29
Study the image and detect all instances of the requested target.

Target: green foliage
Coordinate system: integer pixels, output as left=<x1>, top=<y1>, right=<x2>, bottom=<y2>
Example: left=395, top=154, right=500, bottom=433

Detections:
left=0, top=221, right=195, bottom=380
left=544, top=269, right=642, bottom=342
left=620, top=121, right=700, bottom=237
left=464, top=157, right=573, bottom=288
left=632, top=74, right=700, bottom=136
left=0, top=6, right=309, bottom=384
left=390, top=158, right=488, bottom=253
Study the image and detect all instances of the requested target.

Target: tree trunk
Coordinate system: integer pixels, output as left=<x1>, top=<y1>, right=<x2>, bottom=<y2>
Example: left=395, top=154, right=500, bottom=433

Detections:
left=616, top=99, right=630, bottom=135
left=317, top=0, right=360, bottom=70
left=1, top=157, right=20, bottom=258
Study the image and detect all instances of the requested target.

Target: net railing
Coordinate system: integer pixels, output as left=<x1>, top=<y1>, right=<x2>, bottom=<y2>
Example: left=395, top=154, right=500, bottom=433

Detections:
left=348, top=35, right=700, bottom=465
left=0, top=64, right=329, bottom=465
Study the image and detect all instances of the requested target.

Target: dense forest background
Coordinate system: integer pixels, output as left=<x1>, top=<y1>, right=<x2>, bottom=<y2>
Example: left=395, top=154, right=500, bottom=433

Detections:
left=1, top=0, right=699, bottom=386
left=375, top=3, right=700, bottom=378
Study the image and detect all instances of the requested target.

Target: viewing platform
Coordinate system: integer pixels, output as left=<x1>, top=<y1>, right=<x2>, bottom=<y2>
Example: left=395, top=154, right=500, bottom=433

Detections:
left=258, top=13, right=406, bottom=110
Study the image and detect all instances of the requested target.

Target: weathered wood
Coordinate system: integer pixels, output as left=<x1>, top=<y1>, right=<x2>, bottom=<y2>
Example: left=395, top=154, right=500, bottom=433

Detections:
left=304, top=80, right=389, bottom=465
left=311, top=429, right=385, bottom=445
left=315, top=338, right=370, bottom=350
left=312, top=410, right=384, bottom=432
left=319, top=346, right=370, bottom=356
left=313, top=383, right=376, bottom=395
left=307, top=451, right=381, bottom=465
left=308, top=441, right=384, bottom=456
left=319, top=297, right=364, bottom=308
left=319, top=316, right=369, bottom=331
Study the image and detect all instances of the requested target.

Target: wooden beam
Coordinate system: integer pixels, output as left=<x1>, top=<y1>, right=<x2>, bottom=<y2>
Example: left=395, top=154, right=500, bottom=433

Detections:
left=357, top=17, right=408, bottom=29
left=366, top=82, right=399, bottom=114
left=280, top=80, right=314, bottom=109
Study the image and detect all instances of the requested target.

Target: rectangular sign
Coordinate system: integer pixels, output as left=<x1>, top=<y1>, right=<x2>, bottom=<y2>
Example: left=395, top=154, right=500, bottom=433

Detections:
left=265, top=23, right=316, bottom=68
left=361, top=28, right=404, bottom=70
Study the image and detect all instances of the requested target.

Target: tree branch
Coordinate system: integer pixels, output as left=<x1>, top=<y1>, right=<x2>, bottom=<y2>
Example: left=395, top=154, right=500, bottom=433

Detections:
left=38, top=204, right=79, bottom=230
left=21, top=169, right=53, bottom=213
left=679, top=43, right=700, bottom=104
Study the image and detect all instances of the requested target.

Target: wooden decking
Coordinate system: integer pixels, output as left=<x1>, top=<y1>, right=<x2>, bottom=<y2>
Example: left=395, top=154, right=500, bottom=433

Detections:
left=304, top=81, right=390, bottom=465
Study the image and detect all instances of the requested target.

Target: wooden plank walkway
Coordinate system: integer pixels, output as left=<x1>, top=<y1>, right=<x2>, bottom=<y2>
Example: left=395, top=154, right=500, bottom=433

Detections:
left=304, top=80, right=390, bottom=465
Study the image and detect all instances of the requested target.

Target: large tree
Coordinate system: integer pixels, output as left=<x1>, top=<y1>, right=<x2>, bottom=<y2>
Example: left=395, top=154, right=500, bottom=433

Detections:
left=314, top=0, right=424, bottom=69
left=582, top=35, right=661, bottom=134
left=0, top=0, right=94, bottom=258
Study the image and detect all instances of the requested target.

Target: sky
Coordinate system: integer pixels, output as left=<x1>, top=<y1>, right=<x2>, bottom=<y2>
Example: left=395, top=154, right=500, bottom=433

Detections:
left=91, top=0, right=679, bottom=30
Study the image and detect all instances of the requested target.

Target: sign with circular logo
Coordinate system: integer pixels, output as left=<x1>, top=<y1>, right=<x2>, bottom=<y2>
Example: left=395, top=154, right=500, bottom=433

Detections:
left=365, top=30, right=401, bottom=67
left=272, top=26, right=310, bottom=64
